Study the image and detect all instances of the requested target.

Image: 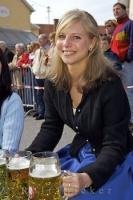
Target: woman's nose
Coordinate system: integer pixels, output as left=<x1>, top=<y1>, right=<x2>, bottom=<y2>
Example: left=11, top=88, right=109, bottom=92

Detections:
left=63, top=37, right=72, bottom=47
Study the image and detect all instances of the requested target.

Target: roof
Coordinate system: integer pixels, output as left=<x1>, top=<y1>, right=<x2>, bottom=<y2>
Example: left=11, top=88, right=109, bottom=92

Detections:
left=21, top=0, right=34, bottom=12
left=0, top=27, right=37, bottom=48
left=98, top=25, right=106, bottom=34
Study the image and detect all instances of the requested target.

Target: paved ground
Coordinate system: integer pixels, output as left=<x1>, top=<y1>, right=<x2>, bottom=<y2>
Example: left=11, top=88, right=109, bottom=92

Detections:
left=20, top=116, right=76, bottom=151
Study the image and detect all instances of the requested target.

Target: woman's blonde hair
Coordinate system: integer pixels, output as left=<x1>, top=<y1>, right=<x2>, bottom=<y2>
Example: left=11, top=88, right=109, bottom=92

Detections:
left=105, top=19, right=117, bottom=27
left=48, top=9, right=114, bottom=91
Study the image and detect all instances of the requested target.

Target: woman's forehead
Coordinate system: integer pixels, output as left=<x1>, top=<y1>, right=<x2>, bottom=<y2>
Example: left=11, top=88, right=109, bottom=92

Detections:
left=59, top=21, right=86, bottom=34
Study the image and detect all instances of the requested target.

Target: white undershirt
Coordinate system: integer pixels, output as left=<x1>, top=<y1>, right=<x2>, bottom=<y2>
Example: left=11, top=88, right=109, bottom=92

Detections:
left=73, top=108, right=76, bottom=115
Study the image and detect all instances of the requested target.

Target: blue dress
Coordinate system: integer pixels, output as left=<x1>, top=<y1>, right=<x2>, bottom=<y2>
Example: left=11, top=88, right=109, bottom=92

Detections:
left=57, top=144, right=133, bottom=200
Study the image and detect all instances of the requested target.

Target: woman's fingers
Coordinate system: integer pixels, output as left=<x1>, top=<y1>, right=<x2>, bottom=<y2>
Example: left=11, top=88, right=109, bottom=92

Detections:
left=62, top=173, right=81, bottom=197
left=63, top=182, right=80, bottom=197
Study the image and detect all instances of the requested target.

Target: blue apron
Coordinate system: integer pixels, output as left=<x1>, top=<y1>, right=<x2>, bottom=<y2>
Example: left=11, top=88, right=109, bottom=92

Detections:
left=57, top=144, right=133, bottom=200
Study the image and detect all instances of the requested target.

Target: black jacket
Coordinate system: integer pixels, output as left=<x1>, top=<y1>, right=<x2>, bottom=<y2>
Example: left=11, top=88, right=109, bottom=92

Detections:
left=104, top=48, right=122, bottom=71
left=4, top=48, right=14, bottom=63
left=27, top=74, right=131, bottom=190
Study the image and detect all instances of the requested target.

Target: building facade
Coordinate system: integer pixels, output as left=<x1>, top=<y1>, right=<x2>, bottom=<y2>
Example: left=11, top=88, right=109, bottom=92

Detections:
left=129, top=0, right=133, bottom=19
left=0, top=0, right=38, bottom=48
left=0, top=0, right=34, bottom=30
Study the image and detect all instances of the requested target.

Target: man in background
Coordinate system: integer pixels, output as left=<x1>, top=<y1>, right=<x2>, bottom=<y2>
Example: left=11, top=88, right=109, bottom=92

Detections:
left=111, top=2, right=133, bottom=127
left=0, top=41, right=14, bottom=63
left=32, top=34, right=50, bottom=120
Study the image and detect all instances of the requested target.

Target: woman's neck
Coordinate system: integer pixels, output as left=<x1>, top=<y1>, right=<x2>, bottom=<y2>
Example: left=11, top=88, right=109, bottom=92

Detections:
left=68, top=64, right=85, bottom=85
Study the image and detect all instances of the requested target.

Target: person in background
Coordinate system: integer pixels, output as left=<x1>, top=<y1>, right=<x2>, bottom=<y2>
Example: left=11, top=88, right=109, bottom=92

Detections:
left=27, top=9, right=133, bottom=199
left=13, top=43, right=29, bottom=69
left=8, top=43, right=26, bottom=90
left=27, top=42, right=40, bottom=113
left=49, top=31, right=56, bottom=45
left=100, top=35, right=122, bottom=71
left=32, top=34, right=50, bottom=120
left=0, top=40, right=14, bottom=64
left=0, top=49, right=24, bottom=153
left=111, top=2, right=133, bottom=130
left=27, top=42, right=40, bottom=67
left=47, top=31, right=56, bottom=66
left=104, top=19, right=117, bottom=40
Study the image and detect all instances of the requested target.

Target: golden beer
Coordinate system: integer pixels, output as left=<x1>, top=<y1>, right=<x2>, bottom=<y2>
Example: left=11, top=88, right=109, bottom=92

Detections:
left=0, top=150, right=8, bottom=199
left=29, top=170, right=61, bottom=200
left=29, top=152, right=62, bottom=200
left=6, top=152, right=31, bottom=200
left=7, top=167, right=29, bottom=200
left=0, top=161, right=7, bottom=198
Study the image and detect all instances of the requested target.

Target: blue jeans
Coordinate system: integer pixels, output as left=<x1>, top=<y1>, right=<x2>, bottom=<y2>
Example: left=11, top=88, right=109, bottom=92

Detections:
left=34, top=78, right=45, bottom=116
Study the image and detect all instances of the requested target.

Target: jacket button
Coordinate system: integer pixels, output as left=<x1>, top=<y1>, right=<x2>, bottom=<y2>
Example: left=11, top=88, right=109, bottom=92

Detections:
left=77, top=109, right=81, bottom=113
left=75, top=126, right=78, bottom=130
left=92, top=148, right=95, bottom=152
left=86, top=139, right=89, bottom=142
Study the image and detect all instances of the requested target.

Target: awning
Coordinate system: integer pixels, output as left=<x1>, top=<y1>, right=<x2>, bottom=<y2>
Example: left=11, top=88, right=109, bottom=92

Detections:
left=0, top=27, right=37, bottom=48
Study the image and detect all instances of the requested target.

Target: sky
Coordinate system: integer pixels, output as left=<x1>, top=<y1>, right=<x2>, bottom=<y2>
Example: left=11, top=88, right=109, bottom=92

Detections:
left=27, top=0, right=117, bottom=25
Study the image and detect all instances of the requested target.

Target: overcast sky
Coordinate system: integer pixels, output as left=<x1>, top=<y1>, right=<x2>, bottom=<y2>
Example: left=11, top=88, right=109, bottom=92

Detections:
left=27, top=0, right=116, bottom=25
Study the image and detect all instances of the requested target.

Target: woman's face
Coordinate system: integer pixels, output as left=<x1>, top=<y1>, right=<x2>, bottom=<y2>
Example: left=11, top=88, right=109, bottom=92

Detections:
left=15, top=46, right=24, bottom=56
left=100, top=40, right=109, bottom=52
left=56, top=21, right=94, bottom=68
left=105, top=24, right=115, bottom=35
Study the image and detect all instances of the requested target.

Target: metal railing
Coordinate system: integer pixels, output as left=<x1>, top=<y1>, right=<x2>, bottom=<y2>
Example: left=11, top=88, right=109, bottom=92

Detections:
left=10, top=67, right=36, bottom=117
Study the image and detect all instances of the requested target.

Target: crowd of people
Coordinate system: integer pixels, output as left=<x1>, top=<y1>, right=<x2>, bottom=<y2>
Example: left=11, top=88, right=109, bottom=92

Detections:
left=0, top=33, right=54, bottom=120
left=0, top=2, right=133, bottom=200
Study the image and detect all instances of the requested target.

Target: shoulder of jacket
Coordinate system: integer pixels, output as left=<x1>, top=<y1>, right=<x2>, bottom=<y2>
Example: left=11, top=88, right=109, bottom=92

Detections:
left=7, top=92, right=22, bottom=104
left=45, top=79, right=55, bottom=88
left=97, top=74, right=121, bottom=93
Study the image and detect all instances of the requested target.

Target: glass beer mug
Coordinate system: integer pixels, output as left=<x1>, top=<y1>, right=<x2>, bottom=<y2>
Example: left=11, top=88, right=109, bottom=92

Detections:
left=0, top=150, right=7, bottom=199
left=29, top=151, right=62, bottom=200
left=6, top=151, right=31, bottom=200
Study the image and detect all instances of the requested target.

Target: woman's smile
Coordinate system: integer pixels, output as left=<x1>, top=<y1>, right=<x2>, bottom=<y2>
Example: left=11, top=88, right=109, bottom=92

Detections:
left=63, top=50, right=76, bottom=56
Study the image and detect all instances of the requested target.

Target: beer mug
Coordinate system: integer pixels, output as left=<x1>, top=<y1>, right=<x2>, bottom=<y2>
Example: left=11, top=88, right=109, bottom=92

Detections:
left=6, top=151, right=31, bottom=200
left=0, top=150, right=7, bottom=199
left=29, top=151, right=62, bottom=200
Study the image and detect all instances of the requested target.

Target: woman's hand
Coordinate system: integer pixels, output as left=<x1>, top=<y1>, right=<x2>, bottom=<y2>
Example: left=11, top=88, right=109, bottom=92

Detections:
left=62, top=172, right=92, bottom=198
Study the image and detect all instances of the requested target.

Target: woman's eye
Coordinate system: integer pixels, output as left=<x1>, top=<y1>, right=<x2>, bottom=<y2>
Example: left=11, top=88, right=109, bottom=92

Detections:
left=58, top=35, right=65, bottom=39
left=72, top=36, right=81, bottom=40
left=57, top=34, right=81, bottom=41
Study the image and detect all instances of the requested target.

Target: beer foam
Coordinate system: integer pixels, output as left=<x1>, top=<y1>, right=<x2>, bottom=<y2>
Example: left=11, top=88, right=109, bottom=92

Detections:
left=30, top=164, right=61, bottom=178
left=0, top=158, right=6, bottom=165
left=7, top=157, right=30, bottom=170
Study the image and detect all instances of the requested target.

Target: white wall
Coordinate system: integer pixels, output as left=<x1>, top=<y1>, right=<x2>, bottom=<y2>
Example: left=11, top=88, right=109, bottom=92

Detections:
left=129, top=0, right=133, bottom=19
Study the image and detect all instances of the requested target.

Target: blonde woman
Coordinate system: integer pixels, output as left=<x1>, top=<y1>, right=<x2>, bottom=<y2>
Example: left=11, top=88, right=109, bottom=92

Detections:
left=27, top=9, right=133, bottom=199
